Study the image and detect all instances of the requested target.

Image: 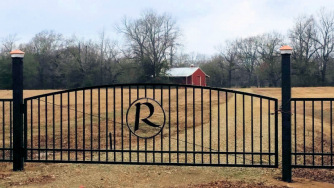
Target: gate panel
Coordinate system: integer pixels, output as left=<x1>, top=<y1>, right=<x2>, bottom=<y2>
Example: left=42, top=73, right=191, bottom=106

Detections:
left=291, top=98, right=334, bottom=168
left=0, top=99, right=13, bottom=162
left=24, top=84, right=278, bottom=167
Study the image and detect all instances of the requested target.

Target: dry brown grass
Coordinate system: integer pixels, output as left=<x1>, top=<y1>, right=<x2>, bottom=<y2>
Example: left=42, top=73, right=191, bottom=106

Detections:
left=0, top=87, right=333, bottom=187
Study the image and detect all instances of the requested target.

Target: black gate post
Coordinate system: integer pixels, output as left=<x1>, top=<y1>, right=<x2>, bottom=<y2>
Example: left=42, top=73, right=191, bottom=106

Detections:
left=11, top=50, right=25, bottom=171
left=280, top=45, right=292, bottom=182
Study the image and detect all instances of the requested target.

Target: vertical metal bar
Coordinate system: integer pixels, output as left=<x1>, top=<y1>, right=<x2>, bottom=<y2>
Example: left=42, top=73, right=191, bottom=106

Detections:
left=161, top=86, right=163, bottom=163
left=331, top=100, right=333, bottom=166
left=193, top=88, right=196, bottom=164
left=303, top=100, right=306, bottom=166
left=168, top=86, right=171, bottom=163
left=68, top=93, right=70, bottom=161
left=145, top=138, right=147, bottom=163
left=218, top=91, right=220, bottom=164
left=75, top=91, right=78, bottom=161
left=113, top=87, right=116, bottom=162
left=275, top=100, right=278, bottom=167
left=176, top=86, right=179, bottom=163
left=2, top=103, right=5, bottom=158
left=144, top=85, right=147, bottom=98
left=268, top=99, right=271, bottom=166
left=60, top=94, right=63, bottom=161
left=98, top=88, right=101, bottom=161
left=31, top=100, right=33, bottom=160
left=321, top=101, right=323, bottom=166
left=83, top=90, right=86, bottom=161
left=106, top=88, right=109, bottom=162
left=153, top=85, right=155, bottom=163
left=24, top=100, right=27, bottom=161
left=268, top=99, right=270, bottom=166
left=260, top=98, right=262, bottom=165
left=90, top=89, right=93, bottom=161
left=2, top=102, right=4, bottom=159
left=109, top=133, right=112, bottom=152
left=3, top=102, right=5, bottom=159
left=251, top=96, right=254, bottom=165
left=45, top=96, right=48, bottom=160
left=10, top=101, right=13, bottom=160
left=121, top=86, right=124, bottom=162
left=129, top=86, right=131, bottom=163
left=137, top=86, right=139, bottom=163
left=235, top=93, right=237, bottom=164
left=294, top=101, right=297, bottom=165
left=201, top=88, right=203, bottom=164
left=53, top=95, right=55, bottom=161
left=243, top=95, right=245, bottom=165
left=209, top=89, right=212, bottom=164
left=144, top=85, right=147, bottom=163
left=38, top=98, right=40, bottom=160
left=185, top=87, right=187, bottom=164
left=312, top=101, right=315, bottom=166
left=226, top=92, right=228, bottom=165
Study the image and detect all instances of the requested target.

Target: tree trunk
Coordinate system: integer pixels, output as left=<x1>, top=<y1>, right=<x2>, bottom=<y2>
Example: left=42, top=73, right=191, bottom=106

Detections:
left=228, top=69, right=232, bottom=88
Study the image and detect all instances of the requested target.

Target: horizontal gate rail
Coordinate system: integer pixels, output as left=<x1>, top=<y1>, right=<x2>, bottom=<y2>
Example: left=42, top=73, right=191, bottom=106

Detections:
left=0, top=99, right=13, bottom=162
left=291, top=98, right=333, bottom=168
left=23, top=160, right=276, bottom=168
left=23, top=84, right=278, bottom=168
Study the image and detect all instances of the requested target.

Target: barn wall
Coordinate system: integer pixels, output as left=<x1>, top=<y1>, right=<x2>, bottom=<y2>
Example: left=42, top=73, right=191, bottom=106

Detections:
left=191, top=69, right=206, bottom=86
left=168, top=68, right=208, bottom=86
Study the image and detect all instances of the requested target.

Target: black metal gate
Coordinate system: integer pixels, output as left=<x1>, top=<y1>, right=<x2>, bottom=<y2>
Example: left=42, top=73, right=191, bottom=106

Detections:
left=291, top=98, right=334, bottom=168
left=23, top=84, right=278, bottom=167
left=0, top=99, right=13, bottom=162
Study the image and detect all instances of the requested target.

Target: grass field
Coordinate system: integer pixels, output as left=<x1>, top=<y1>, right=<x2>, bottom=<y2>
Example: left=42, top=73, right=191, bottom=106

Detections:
left=0, top=87, right=333, bottom=188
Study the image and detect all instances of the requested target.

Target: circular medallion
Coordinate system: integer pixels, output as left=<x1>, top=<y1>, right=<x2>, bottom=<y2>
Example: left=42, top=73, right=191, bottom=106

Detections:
left=126, top=98, right=166, bottom=139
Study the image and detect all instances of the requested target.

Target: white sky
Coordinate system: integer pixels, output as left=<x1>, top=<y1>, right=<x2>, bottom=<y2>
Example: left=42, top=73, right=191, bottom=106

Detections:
left=1, top=0, right=333, bottom=56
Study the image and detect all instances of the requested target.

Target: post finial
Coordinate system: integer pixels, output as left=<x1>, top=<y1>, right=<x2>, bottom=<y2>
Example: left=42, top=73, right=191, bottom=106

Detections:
left=280, top=45, right=293, bottom=55
left=10, top=49, right=25, bottom=58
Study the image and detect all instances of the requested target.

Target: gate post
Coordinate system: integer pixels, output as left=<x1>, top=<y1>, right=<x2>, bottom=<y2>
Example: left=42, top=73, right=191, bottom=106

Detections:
left=280, top=45, right=292, bottom=182
left=11, top=49, right=25, bottom=171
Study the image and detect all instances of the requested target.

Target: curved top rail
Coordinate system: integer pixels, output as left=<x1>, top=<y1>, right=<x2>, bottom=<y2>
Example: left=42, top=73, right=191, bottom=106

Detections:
left=24, top=83, right=278, bottom=101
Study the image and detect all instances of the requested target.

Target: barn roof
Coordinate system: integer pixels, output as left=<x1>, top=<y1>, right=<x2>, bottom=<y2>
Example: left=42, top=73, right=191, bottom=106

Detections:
left=166, top=67, right=209, bottom=77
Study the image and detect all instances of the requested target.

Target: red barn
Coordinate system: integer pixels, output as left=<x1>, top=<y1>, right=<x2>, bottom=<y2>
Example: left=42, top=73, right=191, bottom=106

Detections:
left=166, top=67, right=209, bottom=86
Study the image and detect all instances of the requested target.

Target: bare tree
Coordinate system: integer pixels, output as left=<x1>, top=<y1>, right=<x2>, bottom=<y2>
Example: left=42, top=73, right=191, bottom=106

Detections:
left=290, top=15, right=317, bottom=62
left=117, top=10, right=180, bottom=79
left=289, top=15, right=317, bottom=86
left=313, top=9, right=334, bottom=84
left=103, top=39, right=122, bottom=84
left=257, top=32, right=283, bottom=87
left=236, top=37, right=259, bottom=86
left=1, top=34, right=18, bottom=53
left=29, top=30, right=64, bottom=88
left=217, top=41, right=239, bottom=88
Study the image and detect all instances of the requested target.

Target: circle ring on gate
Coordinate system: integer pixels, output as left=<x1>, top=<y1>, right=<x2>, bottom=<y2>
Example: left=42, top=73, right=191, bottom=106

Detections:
left=126, top=98, right=166, bottom=139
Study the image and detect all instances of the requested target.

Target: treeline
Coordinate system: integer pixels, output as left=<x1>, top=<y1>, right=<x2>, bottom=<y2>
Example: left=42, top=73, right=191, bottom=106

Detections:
left=202, top=9, right=334, bottom=87
left=0, top=9, right=333, bottom=89
left=0, top=10, right=180, bottom=89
